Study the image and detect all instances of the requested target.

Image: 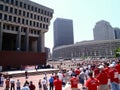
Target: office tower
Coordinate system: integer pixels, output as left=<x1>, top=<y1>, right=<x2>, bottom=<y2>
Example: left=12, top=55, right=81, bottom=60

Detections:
left=0, top=0, right=53, bottom=52
left=53, top=18, right=74, bottom=48
left=114, top=28, right=120, bottom=39
left=93, top=20, right=115, bottom=40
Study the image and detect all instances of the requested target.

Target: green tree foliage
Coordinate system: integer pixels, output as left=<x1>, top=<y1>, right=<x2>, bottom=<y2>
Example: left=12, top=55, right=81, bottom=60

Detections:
left=115, top=47, right=120, bottom=58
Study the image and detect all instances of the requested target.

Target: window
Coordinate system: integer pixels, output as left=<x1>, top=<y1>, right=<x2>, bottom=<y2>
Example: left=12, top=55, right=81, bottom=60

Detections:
left=15, top=1, right=18, bottom=6
left=6, top=0, right=9, bottom=3
left=37, top=15, right=40, bottom=20
left=0, top=4, right=4, bottom=10
left=38, top=8, right=40, bottom=13
left=30, top=20, right=32, bottom=26
left=37, top=22, right=39, bottom=27
left=24, top=3, right=26, bottom=8
left=3, top=25, right=6, bottom=29
left=9, top=15, right=12, bottom=21
left=26, top=19, right=28, bottom=25
left=30, top=13, right=33, bottom=18
left=5, top=6, right=8, bottom=12
left=7, top=25, right=10, bottom=30
left=31, top=6, right=33, bottom=11
left=10, top=7, right=13, bottom=13
left=0, top=13, right=2, bottom=19
left=44, top=10, right=46, bottom=15
left=14, top=8, right=17, bottom=14
left=34, top=14, right=36, bottom=19
left=35, top=7, right=37, bottom=12
left=11, top=0, right=14, bottom=4
left=46, top=25, right=48, bottom=29
left=41, top=9, right=43, bottom=14
left=22, top=19, right=24, bottom=24
left=33, top=21, right=35, bottom=26
left=41, top=16, right=43, bottom=21
left=40, top=23, right=42, bottom=28
left=23, top=11, right=25, bottom=16
left=13, top=16, right=16, bottom=22
left=20, top=2, right=22, bottom=7
left=28, top=5, right=30, bottom=10
left=18, top=18, right=21, bottom=23
left=46, top=18, right=48, bottom=23
left=19, top=10, right=21, bottom=15
left=44, top=17, right=46, bottom=22
left=27, top=12, right=29, bottom=17
left=43, top=24, right=45, bottom=29
left=4, top=14, right=7, bottom=20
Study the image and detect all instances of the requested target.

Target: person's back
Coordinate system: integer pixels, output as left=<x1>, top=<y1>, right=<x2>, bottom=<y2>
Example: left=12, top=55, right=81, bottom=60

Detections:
left=54, top=76, right=62, bottom=90
left=21, top=83, right=30, bottom=90
left=70, top=75, right=79, bottom=90
left=85, top=72, right=99, bottom=90
left=29, top=81, right=35, bottom=90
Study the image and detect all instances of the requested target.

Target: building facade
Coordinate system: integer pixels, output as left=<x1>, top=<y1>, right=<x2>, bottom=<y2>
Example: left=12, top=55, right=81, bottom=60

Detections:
left=53, top=18, right=74, bottom=48
left=52, top=39, right=120, bottom=60
left=93, top=20, right=115, bottom=41
left=0, top=0, right=53, bottom=52
left=114, top=28, right=120, bottom=39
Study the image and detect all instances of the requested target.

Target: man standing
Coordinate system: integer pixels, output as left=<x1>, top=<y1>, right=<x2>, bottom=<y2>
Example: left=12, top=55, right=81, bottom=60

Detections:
left=96, top=65, right=109, bottom=90
left=109, top=63, right=119, bottom=90
left=85, top=72, right=99, bottom=90
left=49, top=76, right=54, bottom=90
left=29, top=81, right=36, bottom=90
left=70, top=74, right=79, bottom=90
left=54, top=76, right=62, bottom=90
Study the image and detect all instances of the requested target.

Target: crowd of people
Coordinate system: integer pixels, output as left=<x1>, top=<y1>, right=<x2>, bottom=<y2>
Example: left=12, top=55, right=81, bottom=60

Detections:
left=0, top=58, right=120, bottom=90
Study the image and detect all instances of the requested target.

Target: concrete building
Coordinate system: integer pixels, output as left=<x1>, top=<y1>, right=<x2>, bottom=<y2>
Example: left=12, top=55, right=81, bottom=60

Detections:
left=53, top=39, right=120, bottom=60
left=53, top=18, right=74, bottom=48
left=0, top=0, right=53, bottom=52
left=0, top=0, right=53, bottom=70
left=114, top=28, right=120, bottom=39
left=93, top=20, right=115, bottom=40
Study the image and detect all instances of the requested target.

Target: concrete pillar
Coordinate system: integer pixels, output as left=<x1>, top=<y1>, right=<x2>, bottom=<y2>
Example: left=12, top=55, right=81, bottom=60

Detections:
left=0, top=22, right=3, bottom=51
left=16, top=26, right=21, bottom=51
left=37, top=31, right=45, bottom=52
left=25, top=28, right=29, bottom=52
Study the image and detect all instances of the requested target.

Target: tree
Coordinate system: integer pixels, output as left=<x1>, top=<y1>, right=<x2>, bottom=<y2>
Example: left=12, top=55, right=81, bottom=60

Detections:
left=114, top=47, right=120, bottom=58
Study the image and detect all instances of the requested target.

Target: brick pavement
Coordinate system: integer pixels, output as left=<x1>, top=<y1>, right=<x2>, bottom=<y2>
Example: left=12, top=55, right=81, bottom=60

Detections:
left=0, top=69, right=84, bottom=90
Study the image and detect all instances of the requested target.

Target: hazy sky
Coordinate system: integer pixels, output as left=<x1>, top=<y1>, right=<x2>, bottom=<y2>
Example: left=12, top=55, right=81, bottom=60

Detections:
left=31, top=0, right=120, bottom=50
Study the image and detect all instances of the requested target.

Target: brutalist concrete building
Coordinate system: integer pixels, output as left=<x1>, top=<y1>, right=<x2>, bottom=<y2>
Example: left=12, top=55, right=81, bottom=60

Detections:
left=0, top=0, right=53, bottom=70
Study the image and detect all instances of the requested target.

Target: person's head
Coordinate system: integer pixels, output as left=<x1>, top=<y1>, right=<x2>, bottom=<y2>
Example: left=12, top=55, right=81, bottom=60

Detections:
left=88, top=72, right=93, bottom=77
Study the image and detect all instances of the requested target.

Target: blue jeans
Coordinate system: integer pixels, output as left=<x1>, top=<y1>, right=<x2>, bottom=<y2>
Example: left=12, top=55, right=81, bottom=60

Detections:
left=111, top=82, right=119, bottom=90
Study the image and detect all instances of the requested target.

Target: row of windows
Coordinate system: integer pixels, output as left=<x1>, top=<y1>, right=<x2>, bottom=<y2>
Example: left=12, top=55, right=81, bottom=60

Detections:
left=0, top=13, right=48, bottom=29
left=0, top=0, right=53, bottom=17
left=0, top=4, right=49, bottom=23
left=3, top=24, right=41, bottom=35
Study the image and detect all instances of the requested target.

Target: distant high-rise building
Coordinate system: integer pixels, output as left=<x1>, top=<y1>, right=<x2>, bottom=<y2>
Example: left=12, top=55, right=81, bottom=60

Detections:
left=114, top=28, right=120, bottom=39
left=53, top=18, right=74, bottom=48
left=93, top=20, right=115, bottom=40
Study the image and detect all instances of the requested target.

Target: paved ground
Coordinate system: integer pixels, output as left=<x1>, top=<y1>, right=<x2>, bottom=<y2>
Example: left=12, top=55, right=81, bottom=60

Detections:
left=0, top=69, right=84, bottom=90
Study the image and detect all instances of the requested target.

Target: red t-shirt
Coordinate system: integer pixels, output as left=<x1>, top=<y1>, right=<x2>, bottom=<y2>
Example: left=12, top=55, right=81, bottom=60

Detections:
left=85, top=77, right=99, bottom=90
left=29, top=84, right=36, bottom=90
left=109, top=68, right=119, bottom=83
left=94, top=68, right=99, bottom=77
left=54, top=79, right=62, bottom=90
left=115, top=64, right=120, bottom=74
left=96, top=70, right=108, bottom=84
left=70, top=76, right=78, bottom=88
left=75, top=69, right=80, bottom=75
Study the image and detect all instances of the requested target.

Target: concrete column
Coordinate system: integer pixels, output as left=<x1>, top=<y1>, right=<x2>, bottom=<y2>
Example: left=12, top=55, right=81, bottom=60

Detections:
left=0, top=23, right=3, bottom=51
left=25, top=28, right=29, bottom=52
left=16, top=26, right=21, bottom=51
left=37, top=31, right=45, bottom=52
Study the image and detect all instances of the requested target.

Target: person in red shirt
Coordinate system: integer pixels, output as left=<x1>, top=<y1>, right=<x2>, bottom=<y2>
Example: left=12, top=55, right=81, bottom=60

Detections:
left=96, top=65, right=109, bottom=90
left=94, top=66, right=99, bottom=77
left=54, top=75, right=62, bottom=90
left=75, top=68, right=80, bottom=76
left=70, top=74, right=79, bottom=90
left=5, top=78, right=10, bottom=90
left=29, top=81, right=36, bottom=90
left=109, top=63, right=119, bottom=90
left=85, top=71, right=99, bottom=90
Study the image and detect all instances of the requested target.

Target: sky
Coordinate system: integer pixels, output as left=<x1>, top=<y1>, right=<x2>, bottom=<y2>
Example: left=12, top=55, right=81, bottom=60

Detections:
left=31, top=0, right=120, bottom=51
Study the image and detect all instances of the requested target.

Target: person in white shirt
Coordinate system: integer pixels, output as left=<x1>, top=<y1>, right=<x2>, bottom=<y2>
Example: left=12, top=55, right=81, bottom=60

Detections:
left=21, top=83, right=30, bottom=90
left=42, top=77, right=47, bottom=90
left=16, top=79, right=21, bottom=90
left=0, top=74, right=4, bottom=87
